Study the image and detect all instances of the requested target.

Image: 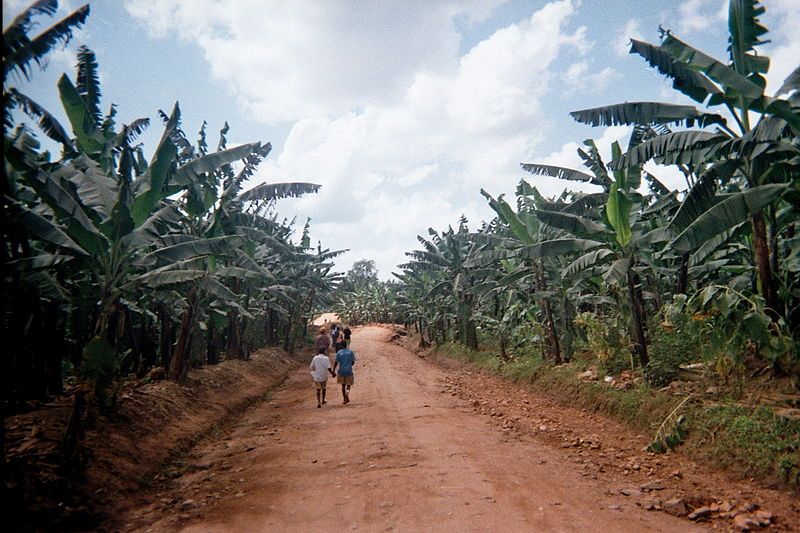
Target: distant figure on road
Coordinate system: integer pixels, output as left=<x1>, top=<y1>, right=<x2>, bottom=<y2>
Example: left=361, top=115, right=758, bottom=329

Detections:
left=343, top=326, right=352, bottom=347
left=330, top=324, right=340, bottom=346
left=333, top=327, right=347, bottom=352
left=315, top=327, right=331, bottom=356
left=310, top=346, right=336, bottom=408
left=332, top=345, right=356, bottom=404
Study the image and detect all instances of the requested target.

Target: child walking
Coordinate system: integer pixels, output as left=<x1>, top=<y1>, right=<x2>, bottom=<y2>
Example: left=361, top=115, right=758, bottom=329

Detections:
left=310, top=346, right=335, bottom=408
left=332, top=345, right=356, bottom=404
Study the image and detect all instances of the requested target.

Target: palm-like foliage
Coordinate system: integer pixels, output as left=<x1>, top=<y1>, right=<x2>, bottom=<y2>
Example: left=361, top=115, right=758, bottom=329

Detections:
left=399, top=218, right=480, bottom=350
left=4, top=5, right=338, bottom=406
left=573, top=0, right=799, bottom=324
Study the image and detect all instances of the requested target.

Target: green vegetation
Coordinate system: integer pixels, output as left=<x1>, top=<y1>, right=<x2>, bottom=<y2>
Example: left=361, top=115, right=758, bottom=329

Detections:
left=387, top=0, right=799, bottom=487
left=333, top=259, right=398, bottom=325
left=392, top=0, right=798, bottom=384
left=3, top=1, right=342, bottom=422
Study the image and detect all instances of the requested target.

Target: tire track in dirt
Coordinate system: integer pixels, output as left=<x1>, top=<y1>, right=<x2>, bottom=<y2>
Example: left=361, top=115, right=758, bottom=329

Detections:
left=122, top=326, right=705, bottom=532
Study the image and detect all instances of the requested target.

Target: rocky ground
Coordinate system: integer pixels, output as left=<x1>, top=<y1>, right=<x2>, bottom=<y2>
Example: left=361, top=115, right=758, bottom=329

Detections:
left=409, top=335, right=800, bottom=531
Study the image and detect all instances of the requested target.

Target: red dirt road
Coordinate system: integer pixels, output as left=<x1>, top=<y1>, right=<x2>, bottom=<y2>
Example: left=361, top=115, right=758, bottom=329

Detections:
left=125, top=326, right=710, bottom=532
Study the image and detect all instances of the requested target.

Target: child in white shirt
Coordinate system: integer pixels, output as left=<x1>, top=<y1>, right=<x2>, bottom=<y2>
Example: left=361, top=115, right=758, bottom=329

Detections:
left=310, top=347, right=336, bottom=408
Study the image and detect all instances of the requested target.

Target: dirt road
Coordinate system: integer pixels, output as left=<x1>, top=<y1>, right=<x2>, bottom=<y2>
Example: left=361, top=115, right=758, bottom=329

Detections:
left=124, top=326, right=717, bottom=532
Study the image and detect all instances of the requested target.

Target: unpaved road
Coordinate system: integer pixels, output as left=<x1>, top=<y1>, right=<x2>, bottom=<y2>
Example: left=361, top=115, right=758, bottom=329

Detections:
left=123, top=326, right=720, bottom=532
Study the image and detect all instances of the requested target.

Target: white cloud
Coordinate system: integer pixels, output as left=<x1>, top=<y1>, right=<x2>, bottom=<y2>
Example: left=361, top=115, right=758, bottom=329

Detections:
left=563, top=61, right=619, bottom=92
left=763, top=0, right=800, bottom=95
left=677, top=0, right=727, bottom=34
left=125, top=0, right=477, bottom=123
left=126, top=0, right=796, bottom=279
left=154, top=0, right=592, bottom=278
left=614, top=18, right=643, bottom=57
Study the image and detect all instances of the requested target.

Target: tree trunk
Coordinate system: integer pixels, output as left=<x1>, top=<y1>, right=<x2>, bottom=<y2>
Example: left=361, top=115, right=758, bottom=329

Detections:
left=627, top=267, right=649, bottom=367
left=752, top=212, right=780, bottom=319
left=560, top=292, right=573, bottom=363
left=499, top=335, right=508, bottom=361
left=535, top=260, right=561, bottom=364
left=44, top=301, right=63, bottom=396
left=158, top=307, right=173, bottom=370
left=676, top=252, right=689, bottom=295
left=169, top=285, right=197, bottom=382
left=283, top=305, right=295, bottom=354
left=206, top=318, right=220, bottom=365
left=225, top=308, right=243, bottom=359
left=458, top=296, right=479, bottom=351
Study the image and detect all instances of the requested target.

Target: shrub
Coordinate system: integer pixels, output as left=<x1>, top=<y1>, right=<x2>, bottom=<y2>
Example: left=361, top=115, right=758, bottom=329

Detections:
left=573, top=311, right=632, bottom=374
left=645, top=310, right=703, bottom=387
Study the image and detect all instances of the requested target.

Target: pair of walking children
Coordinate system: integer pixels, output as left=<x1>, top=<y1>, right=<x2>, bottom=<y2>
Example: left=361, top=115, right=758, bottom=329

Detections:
left=311, top=327, right=356, bottom=407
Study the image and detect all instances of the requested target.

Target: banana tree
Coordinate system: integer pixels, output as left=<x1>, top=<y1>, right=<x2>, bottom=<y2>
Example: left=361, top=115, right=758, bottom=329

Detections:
left=6, top=46, right=286, bottom=385
left=570, top=0, right=799, bottom=324
left=400, top=219, right=480, bottom=350
left=517, top=137, right=679, bottom=367
left=476, top=187, right=575, bottom=364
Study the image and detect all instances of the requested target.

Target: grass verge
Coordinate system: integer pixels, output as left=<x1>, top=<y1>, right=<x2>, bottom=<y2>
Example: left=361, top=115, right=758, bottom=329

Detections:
left=430, top=341, right=800, bottom=489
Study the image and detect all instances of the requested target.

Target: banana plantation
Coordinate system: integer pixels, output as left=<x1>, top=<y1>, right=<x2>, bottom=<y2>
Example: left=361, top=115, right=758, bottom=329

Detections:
left=3, top=2, right=342, bottom=421
left=4, top=0, right=800, bottom=529
left=383, top=5, right=800, bottom=384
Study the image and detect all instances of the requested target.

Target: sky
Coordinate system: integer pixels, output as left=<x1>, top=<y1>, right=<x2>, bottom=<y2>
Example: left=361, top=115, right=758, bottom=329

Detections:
left=5, top=0, right=799, bottom=279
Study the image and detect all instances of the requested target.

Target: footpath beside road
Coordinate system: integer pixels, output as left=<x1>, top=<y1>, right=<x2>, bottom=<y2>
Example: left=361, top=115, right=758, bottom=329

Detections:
left=118, top=326, right=797, bottom=532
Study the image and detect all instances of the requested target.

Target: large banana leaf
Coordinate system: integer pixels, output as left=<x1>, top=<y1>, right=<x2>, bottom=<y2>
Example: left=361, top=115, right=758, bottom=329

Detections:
left=776, top=66, right=800, bottom=97
left=514, top=238, right=604, bottom=259
left=563, top=248, right=614, bottom=278
left=4, top=2, right=90, bottom=79
left=562, top=192, right=608, bottom=214
left=236, top=182, right=322, bottom=203
left=197, top=276, right=237, bottom=301
left=670, top=183, right=789, bottom=252
left=214, top=266, right=260, bottom=280
left=727, top=0, right=770, bottom=77
left=136, top=269, right=206, bottom=289
left=611, top=130, right=721, bottom=170
left=234, top=226, right=292, bottom=253
left=628, top=39, right=722, bottom=104
left=496, top=267, right=533, bottom=287
left=481, top=189, right=534, bottom=244
left=520, top=163, right=600, bottom=185
left=130, top=103, right=179, bottom=226
left=75, top=46, right=102, bottom=126
left=25, top=168, right=107, bottom=255
left=59, top=155, right=117, bottom=217
left=570, top=102, right=726, bottom=128
left=534, top=209, right=607, bottom=236
left=603, top=257, right=630, bottom=285
left=8, top=252, right=74, bottom=271
left=138, top=235, right=245, bottom=266
left=11, top=200, right=88, bottom=255
left=57, top=73, right=103, bottom=154
left=689, top=223, right=747, bottom=265
left=661, top=33, right=763, bottom=103
left=669, top=161, right=738, bottom=232
left=577, top=141, right=611, bottom=188
left=232, top=249, right=273, bottom=280
left=24, top=270, right=70, bottom=301
left=173, top=142, right=261, bottom=186
left=3, top=0, right=59, bottom=51
left=8, top=88, right=73, bottom=148
left=124, top=204, right=184, bottom=248
left=688, top=259, right=732, bottom=277
left=606, top=183, right=632, bottom=248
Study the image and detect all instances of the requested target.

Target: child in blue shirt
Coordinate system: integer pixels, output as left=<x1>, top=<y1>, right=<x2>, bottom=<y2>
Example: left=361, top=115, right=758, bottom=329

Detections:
left=332, top=346, right=356, bottom=404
